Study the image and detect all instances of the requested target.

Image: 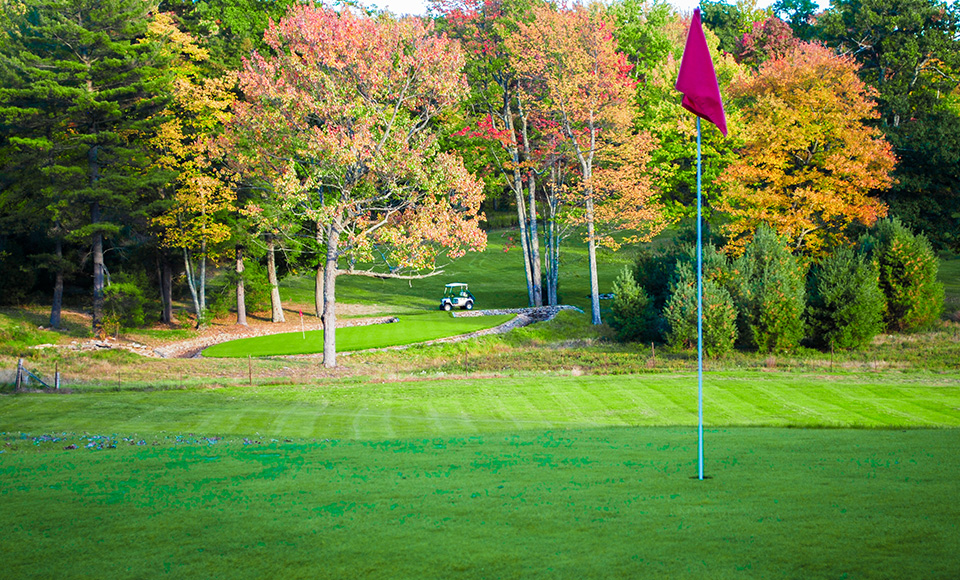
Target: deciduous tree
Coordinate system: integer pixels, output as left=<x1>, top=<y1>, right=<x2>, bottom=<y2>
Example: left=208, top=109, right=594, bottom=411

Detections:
left=229, top=5, right=486, bottom=367
left=148, top=13, right=237, bottom=326
left=719, top=43, right=895, bottom=256
left=506, top=2, right=665, bottom=324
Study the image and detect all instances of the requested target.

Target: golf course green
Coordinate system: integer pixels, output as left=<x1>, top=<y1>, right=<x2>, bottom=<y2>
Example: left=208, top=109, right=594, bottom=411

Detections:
left=202, top=311, right=515, bottom=357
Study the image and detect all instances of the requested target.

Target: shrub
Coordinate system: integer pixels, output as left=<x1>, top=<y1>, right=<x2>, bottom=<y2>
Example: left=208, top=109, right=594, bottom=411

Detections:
left=609, top=267, right=659, bottom=343
left=806, top=246, right=885, bottom=350
left=731, top=224, right=806, bottom=353
left=103, top=282, right=146, bottom=329
left=633, top=247, right=683, bottom=312
left=663, top=261, right=738, bottom=357
left=862, top=218, right=945, bottom=332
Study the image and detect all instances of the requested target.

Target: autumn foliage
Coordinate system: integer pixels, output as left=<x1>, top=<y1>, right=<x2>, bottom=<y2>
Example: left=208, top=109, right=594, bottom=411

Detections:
left=720, top=42, right=895, bottom=256
left=229, top=5, right=486, bottom=366
left=505, top=2, right=665, bottom=323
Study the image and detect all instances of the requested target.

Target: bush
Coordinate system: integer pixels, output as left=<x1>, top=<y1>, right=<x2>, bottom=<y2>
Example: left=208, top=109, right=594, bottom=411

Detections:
left=609, top=267, right=659, bottom=343
left=862, top=218, right=945, bottom=332
left=633, top=247, right=684, bottom=312
left=663, top=261, right=738, bottom=357
left=103, top=281, right=146, bottom=329
left=806, top=246, right=885, bottom=350
left=731, top=224, right=806, bottom=353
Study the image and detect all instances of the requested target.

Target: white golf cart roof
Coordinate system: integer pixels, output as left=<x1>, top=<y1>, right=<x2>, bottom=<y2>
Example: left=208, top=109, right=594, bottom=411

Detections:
left=445, top=283, right=468, bottom=287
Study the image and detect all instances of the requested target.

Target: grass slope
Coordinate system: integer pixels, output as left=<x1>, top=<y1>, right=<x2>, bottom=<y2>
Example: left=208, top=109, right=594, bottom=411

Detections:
left=279, top=234, right=636, bottom=314
left=1, top=428, right=958, bottom=579
left=202, top=312, right=515, bottom=358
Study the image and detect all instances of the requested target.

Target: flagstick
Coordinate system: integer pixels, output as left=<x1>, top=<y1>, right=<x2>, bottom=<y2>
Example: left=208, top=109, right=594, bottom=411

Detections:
left=696, top=117, right=705, bottom=481
left=300, top=310, right=305, bottom=340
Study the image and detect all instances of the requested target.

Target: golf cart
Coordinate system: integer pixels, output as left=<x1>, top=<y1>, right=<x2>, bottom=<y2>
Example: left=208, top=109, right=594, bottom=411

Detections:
left=440, top=283, right=475, bottom=311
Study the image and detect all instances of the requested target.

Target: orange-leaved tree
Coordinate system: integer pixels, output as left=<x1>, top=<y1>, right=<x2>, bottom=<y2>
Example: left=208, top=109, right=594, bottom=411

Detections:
left=505, top=2, right=665, bottom=324
left=228, top=5, right=486, bottom=367
left=719, top=42, right=896, bottom=256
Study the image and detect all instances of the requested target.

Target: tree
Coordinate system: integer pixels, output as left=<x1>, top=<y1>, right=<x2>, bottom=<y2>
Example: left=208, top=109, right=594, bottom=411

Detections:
left=626, top=11, right=745, bottom=225
left=506, top=2, right=664, bottom=324
left=148, top=13, right=237, bottom=326
left=700, top=0, right=769, bottom=55
left=730, top=223, right=806, bottom=353
left=436, top=0, right=545, bottom=307
left=862, top=218, right=945, bottom=332
left=818, top=0, right=960, bottom=128
left=720, top=42, right=895, bottom=256
left=229, top=5, right=486, bottom=367
left=806, top=245, right=885, bottom=350
left=663, top=247, right=738, bottom=357
left=771, top=0, right=817, bottom=41
left=609, top=266, right=659, bottom=343
left=0, top=0, right=170, bottom=336
left=733, top=16, right=799, bottom=68
left=818, top=0, right=960, bottom=251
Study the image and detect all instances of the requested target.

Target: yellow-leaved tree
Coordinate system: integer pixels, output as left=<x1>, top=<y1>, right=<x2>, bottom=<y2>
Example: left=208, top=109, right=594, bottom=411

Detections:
left=148, top=13, right=237, bottom=326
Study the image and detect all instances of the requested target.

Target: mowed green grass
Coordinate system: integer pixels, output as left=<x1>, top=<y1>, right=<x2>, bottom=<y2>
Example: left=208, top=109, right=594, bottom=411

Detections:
left=3, top=373, right=959, bottom=437
left=1, top=427, right=958, bottom=579
left=280, top=234, right=636, bottom=313
left=2, top=375, right=959, bottom=578
left=202, top=312, right=514, bottom=358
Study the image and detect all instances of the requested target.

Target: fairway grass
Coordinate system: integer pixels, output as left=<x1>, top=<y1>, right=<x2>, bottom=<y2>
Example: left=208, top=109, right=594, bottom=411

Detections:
left=3, top=375, right=959, bottom=578
left=3, top=373, right=958, bottom=437
left=202, top=312, right=515, bottom=358
left=1, top=428, right=958, bottom=579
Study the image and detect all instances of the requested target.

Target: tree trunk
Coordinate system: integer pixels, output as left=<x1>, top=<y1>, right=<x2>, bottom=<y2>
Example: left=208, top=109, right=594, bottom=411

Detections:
left=91, top=202, right=105, bottom=337
left=521, top=112, right=542, bottom=307
left=266, top=236, right=285, bottom=322
left=505, top=101, right=535, bottom=306
left=160, top=256, right=173, bottom=325
left=183, top=247, right=202, bottom=325
left=236, top=246, right=247, bottom=326
left=315, top=220, right=323, bottom=318
left=50, top=234, right=63, bottom=328
left=199, top=238, right=207, bottom=317
left=321, top=225, right=339, bottom=368
left=586, top=190, right=601, bottom=325
left=527, top=173, right=543, bottom=307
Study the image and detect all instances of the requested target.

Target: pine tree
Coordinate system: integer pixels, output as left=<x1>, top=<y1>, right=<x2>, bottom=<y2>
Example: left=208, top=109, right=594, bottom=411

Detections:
left=0, top=0, right=169, bottom=335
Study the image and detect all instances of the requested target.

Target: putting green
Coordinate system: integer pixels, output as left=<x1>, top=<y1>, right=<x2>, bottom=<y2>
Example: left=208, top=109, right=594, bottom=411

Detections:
left=202, top=311, right=515, bottom=357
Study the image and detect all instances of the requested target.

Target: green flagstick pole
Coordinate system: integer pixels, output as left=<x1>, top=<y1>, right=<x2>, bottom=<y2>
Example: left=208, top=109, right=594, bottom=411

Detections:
left=697, top=116, right=705, bottom=481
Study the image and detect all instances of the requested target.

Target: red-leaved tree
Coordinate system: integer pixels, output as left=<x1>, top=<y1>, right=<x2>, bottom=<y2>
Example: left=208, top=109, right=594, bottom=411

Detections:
left=506, top=2, right=665, bottom=324
left=228, top=5, right=486, bottom=367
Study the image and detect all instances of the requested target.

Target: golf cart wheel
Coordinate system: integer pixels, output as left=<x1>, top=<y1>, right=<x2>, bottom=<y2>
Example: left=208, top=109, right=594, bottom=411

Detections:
left=463, top=301, right=474, bottom=310
left=442, top=302, right=452, bottom=311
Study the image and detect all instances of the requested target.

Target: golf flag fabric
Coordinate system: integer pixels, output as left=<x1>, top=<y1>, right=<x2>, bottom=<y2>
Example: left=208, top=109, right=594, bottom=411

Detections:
left=675, top=8, right=727, bottom=136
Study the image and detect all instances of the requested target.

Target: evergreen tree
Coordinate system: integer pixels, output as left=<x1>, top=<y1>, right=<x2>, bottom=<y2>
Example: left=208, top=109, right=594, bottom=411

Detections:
left=731, top=223, right=806, bottom=352
left=806, top=246, right=885, bottom=350
left=0, top=0, right=170, bottom=335
left=610, top=266, right=659, bottom=343
left=862, top=218, right=945, bottom=331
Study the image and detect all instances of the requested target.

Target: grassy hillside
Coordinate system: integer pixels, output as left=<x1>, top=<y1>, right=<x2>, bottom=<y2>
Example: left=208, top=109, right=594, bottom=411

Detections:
left=279, top=232, right=639, bottom=314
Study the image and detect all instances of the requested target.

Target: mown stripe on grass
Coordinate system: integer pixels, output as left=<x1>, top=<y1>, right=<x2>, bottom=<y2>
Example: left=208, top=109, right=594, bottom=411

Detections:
left=2, top=373, right=959, bottom=439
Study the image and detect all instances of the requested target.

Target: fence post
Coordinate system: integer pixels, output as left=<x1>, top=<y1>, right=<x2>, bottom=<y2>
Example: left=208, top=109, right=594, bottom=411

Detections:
left=15, top=358, right=23, bottom=391
left=55, top=362, right=60, bottom=390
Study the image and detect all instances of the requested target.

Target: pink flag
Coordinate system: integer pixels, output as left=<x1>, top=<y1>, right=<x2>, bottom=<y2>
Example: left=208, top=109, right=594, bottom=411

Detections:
left=675, top=8, right=727, bottom=136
